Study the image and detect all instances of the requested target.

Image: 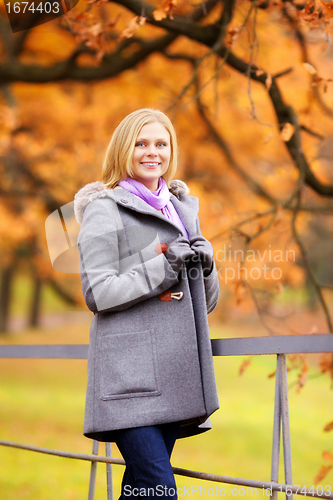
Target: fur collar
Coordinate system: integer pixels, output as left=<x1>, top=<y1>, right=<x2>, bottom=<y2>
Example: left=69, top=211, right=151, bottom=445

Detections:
left=74, top=179, right=190, bottom=225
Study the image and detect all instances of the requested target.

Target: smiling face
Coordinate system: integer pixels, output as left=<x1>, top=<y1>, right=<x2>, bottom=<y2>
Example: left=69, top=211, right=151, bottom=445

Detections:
left=131, top=121, right=171, bottom=191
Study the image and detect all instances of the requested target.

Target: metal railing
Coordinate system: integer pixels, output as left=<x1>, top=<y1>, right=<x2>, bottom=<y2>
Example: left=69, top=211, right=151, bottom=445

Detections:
left=1, top=334, right=332, bottom=500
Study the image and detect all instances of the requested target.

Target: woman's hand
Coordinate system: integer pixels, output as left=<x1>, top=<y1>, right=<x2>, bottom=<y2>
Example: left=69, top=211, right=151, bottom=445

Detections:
left=165, top=235, right=196, bottom=275
left=190, top=235, right=214, bottom=277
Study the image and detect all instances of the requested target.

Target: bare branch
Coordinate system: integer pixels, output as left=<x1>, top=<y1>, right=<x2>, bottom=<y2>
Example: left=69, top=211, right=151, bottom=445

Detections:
left=0, top=32, right=177, bottom=83
left=194, top=79, right=277, bottom=204
left=300, top=125, right=325, bottom=140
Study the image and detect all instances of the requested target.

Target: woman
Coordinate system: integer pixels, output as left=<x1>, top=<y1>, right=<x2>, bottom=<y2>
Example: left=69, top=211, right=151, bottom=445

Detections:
left=74, top=108, right=220, bottom=499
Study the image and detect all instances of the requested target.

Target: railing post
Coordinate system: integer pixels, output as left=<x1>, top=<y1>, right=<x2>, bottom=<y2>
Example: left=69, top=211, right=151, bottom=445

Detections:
left=270, top=354, right=293, bottom=500
left=280, top=354, right=293, bottom=500
left=88, top=440, right=99, bottom=500
left=270, top=354, right=282, bottom=500
left=106, top=442, right=113, bottom=500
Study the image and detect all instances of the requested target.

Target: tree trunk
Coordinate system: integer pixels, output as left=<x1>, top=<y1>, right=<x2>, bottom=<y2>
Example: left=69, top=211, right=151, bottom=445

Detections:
left=0, top=264, right=15, bottom=333
left=29, top=275, right=42, bottom=328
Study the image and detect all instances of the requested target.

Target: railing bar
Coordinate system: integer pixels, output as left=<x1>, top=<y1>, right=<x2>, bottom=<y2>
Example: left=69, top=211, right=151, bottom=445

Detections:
left=0, top=344, right=89, bottom=359
left=0, top=439, right=125, bottom=464
left=88, top=440, right=99, bottom=500
left=0, top=440, right=331, bottom=499
left=172, top=467, right=329, bottom=499
left=1, top=334, right=333, bottom=359
left=270, top=354, right=282, bottom=500
left=280, top=355, right=293, bottom=500
left=211, top=334, right=333, bottom=356
left=105, top=442, right=113, bottom=500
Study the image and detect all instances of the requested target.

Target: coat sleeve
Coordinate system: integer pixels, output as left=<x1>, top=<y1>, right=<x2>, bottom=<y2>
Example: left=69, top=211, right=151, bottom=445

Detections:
left=195, top=216, right=220, bottom=314
left=78, top=198, right=180, bottom=314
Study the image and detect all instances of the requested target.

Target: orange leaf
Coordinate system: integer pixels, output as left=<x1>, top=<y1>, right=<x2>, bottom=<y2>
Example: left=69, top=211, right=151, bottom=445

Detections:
left=88, top=22, right=102, bottom=37
left=311, top=75, right=323, bottom=86
left=324, top=421, right=333, bottom=432
left=303, top=62, right=317, bottom=75
left=323, top=450, right=333, bottom=462
left=107, top=15, right=120, bottom=29
left=280, top=122, right=295, bottom=142
left=265, top=74, right=272, bottom=90
left=263, top=130, right=273, bottom=144
left=235, top=280, right=247, bottom=304
left=153, top=0, right=177, bottom=21
left=118, top=16, right=146, bottom=42
left=320, top=353, right=333, bottom=378
left=226, top=25, right=241, bottom=48
left=314, top=465, right=332, bottom=484
left=296, top=361, right=308, bottom=392
left=320, top=0, right=333, bottom=18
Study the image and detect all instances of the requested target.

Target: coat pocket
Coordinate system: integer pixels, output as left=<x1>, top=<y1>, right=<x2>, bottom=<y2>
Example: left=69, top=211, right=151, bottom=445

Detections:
left=99, top=329, right=161, bottom=400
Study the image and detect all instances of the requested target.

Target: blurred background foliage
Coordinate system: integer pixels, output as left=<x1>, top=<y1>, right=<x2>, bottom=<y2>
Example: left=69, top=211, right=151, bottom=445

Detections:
left=0, top=0, right=333, bottom=493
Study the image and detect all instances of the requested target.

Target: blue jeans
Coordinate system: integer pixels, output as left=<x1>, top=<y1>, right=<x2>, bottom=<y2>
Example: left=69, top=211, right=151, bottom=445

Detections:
left=114, top=421, right=181, bottom=500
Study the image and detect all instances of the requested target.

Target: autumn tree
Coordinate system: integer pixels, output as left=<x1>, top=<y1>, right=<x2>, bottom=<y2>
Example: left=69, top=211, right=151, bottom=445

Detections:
left=1, top=0, right=333, bottom=481
left=0, top=0, right=333, bottom=326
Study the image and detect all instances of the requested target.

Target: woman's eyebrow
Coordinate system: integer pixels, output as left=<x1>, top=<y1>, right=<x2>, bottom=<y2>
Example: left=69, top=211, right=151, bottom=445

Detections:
left=136, top=137, right=169, bottom=142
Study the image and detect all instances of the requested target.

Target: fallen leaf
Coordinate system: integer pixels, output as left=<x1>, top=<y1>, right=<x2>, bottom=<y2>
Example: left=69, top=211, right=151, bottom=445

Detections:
left=324, top=421, right=333, bottom=432
left=314, top=465, right=332, bottom=485
left=239, top=356, right=252, bottom=376
left=323, top=451, right=333, bottom=462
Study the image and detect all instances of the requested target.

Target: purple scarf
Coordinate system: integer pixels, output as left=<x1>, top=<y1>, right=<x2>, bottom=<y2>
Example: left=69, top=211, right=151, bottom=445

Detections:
left=118, top=177, right=189, bottom=237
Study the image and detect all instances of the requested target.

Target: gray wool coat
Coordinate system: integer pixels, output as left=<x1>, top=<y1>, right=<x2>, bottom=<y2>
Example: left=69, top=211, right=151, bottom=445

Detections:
left=74, top=179, right=220, bottom=442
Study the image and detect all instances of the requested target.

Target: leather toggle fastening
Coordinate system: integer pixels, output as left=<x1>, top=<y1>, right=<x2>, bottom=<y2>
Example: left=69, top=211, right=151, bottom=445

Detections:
left=158, top=290, right=184, bottom=301
left=155, top=243, right=168, bottom=255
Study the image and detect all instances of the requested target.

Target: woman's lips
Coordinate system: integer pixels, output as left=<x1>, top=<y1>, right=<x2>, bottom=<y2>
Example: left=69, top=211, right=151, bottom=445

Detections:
left=140, top=162, right=161, bottom=168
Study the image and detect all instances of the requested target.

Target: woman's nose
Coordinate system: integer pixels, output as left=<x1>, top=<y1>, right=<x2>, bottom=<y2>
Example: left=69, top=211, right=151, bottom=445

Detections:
left=147, top=144, right=157, bottom=156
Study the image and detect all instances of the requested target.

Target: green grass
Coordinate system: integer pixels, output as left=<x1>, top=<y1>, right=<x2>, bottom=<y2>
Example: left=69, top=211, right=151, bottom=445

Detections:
left=0, top=322, right=332, bottom=499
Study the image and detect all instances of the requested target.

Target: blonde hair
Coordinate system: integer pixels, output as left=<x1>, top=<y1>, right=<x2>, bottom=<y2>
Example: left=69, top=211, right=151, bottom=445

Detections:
left=102, top=108, right=178, bottom=188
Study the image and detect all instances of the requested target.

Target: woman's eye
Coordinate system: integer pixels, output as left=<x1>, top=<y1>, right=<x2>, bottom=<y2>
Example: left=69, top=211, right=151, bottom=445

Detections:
left=157, top=142, right=167, bottom=147
left=135, top=142, right=145, bottom=147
